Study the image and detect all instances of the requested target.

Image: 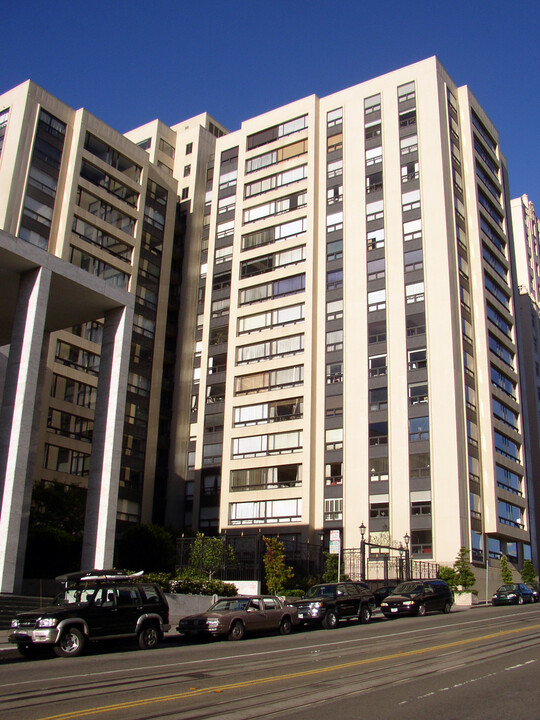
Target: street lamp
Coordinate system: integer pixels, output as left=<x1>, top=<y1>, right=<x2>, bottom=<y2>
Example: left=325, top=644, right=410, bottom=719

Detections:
left=359, top=523, right=366, bottom=581
left=403, top=532, right=410, bottom=581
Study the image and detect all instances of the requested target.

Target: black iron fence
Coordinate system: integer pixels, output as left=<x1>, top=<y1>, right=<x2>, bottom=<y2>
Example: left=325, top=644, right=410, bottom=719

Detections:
left=175, top=534, right=437, bottom=589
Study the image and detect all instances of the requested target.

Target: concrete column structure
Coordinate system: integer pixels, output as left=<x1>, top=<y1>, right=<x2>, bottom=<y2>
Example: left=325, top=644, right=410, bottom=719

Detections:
left=82, top=304, right=133, bottom=570
left=0, top=267, right=52, bottom=592
left=0, top=230, right=134, bottom=593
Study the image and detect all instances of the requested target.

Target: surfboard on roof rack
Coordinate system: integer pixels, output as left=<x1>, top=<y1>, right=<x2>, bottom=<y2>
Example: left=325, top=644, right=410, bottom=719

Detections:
left=55, top=569, right=144, bottom=584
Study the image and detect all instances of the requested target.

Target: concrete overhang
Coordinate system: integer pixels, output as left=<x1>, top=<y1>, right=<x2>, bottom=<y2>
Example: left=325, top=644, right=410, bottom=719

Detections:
left=0, top=230, right=134, bottom=345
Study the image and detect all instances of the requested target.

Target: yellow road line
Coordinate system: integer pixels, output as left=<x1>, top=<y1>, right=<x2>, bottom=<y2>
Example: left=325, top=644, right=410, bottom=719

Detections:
left=38, top=622, right=540, bottom=720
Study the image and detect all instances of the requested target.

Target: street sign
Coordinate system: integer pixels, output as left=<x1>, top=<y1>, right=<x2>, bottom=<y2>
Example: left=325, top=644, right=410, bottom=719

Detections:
left=329, top=529, right=341, bottom=554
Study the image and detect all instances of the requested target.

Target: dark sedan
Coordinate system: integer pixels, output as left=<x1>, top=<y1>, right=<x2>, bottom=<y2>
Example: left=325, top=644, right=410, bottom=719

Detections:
left=372, top=585, right=396, bottom=607
left=177, top=595, right=300, bottom=640
left=491, top=583, right=534, bottom=606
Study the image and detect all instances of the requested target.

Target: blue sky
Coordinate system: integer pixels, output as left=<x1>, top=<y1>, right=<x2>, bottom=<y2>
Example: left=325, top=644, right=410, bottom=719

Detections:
left=3, top=0, right=539, bottom=201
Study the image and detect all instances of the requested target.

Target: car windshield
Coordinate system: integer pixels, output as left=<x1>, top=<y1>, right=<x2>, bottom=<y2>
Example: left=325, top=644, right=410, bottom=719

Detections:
left=393, top=582, right=423, bottom=595
left=499, top=584, right=518, bottom=592
left=304, top=585, right=337, bottom=599
left=210, top=598, right=250, bottom=612
left=54, top=586, right=98, bottom=605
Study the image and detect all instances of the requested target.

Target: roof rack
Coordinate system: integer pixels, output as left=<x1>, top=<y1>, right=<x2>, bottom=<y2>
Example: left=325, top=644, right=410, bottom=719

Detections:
left=55, top=569, right=144, bottom=584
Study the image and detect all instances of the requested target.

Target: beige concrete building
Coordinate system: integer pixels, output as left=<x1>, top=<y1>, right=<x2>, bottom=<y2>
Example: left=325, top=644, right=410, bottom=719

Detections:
left=511, top=195, right=540, bottom=565
left=179, top=57, right=532, bottom=578
left=0, top=80, right=224, bottom=589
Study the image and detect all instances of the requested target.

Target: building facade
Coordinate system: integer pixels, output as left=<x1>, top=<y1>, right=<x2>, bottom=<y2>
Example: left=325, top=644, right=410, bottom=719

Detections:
left=180, top=57, right=532, bottom=573
left=511, top=195, right=540, bottom=565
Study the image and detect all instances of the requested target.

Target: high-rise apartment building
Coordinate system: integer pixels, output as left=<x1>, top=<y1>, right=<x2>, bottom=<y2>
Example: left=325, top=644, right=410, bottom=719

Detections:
left=0, top=81, right=225, bottom=590
left=181, top=57, right=532, bottom=577
left=511, top=195, right=540, bottom=563
left=0, top=57, right=535, bottom=592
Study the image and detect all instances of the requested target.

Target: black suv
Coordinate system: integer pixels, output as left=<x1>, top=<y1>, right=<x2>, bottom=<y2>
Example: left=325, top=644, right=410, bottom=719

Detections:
left=9, top=570, right=170, bottom=657
left=380, top=579, right=453, bottom=618
left=293, top=582, right=375, bottom=629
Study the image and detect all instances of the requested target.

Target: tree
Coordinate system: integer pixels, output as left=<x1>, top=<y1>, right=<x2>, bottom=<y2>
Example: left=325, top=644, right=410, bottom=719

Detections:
left=520, top=559, right=537, bottom=585
left=499, top=554, right=513, bottom=584
left=263, top=537, right=294, bottom=595
left=453, top=547, right=476, bottom=592
left=322, top=552, right=339, bottom=582
left=188, top=533, right=236, bottom=579
left=116, top=524, right=176, bottom=573
left=30, top=480, right=86, bottom=535
left=438, top=565, right=457, bottom=590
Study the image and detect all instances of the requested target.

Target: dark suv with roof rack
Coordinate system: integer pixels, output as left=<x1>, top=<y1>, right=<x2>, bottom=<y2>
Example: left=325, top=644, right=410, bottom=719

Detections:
left=292, top=582, right=375, bottom=629
left=9, top=570, right=170, bottom=658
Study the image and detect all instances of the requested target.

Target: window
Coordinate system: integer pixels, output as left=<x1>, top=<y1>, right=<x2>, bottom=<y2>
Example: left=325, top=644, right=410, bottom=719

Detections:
left=369, top=354, right=387, bottom=377
left=365, top=121, right=381, bottom=140
left=370, top=457, right=388, bottom=482
left=183, top=165, right=191, bottom=177
left=496, top=465, right=522, bottom=495
left=409, top=416, right=429, bottom=442
left=398, top=81, right=415, bottom=103
left=239, top=273, right=305, bottom=305
left=409, top=383, right=428, bottom=405
left=494, top=430, right=520, bottom=461
left=401, top=161, right=419, bottom=183
left=325, top=498, right=343, bottom=521
left=245, top=164, right=307, bottom=198
left=366, top=200, right=383, bottom=222
left=246, top=139, right=308, bottom=173
left=328, top=159, right=343, bottom=177
left=238, top=303, right=305, bottom=334
left=159, top=138, right=175, bottom=159
left=408, top=348, right=426, bottom=370
left=410, top=453, right=430, bottom=478
left=368, top=289, right=386, bottom=311
left=369, top=421, right=388, bottom=446
left=326, top=211, right=343, bottom=232
left=367, top=258, right=385, bottom=280
left=328, top=185, right=343, bottom=204
left=231, top=465, right=301, bottom=491
left=232, top=430, right=303, bottom=458
left=326, top=362, right=343, bottom=384
left=404, top=249, right=423, bottom=272
left=327, top=238, right=343, bottom=261
left=370, top=502, right=389, bottom=519
left=498, top=500, right=523, bottom=529
left=242, top=217, right=307, bottom=251
left=366, top=147, right=382, bottom=166
left=325, top=462, right=343, bottom=485
left=230, top=498, right=301, bottom=525
left=403, top=218, right=422, bottom=241
left=325, top=427, right=343, bottom=451
left=181, top=187, right=189, bottom=200
left=369, top=386, right=387, bottom=411
left=402, top=189, right=420, bottom=212
left=405, top=282, right=424, bottom=304
left=400, top=135, right=418, bottom=155
left=367, top=228, right=385, bottom=250
left=327, top=269, right=343, bottom=289
left=364, top=94, right=381, bottom=114
left=489, top=334, right=514, bottom=368
left=84, top=133, right=141, bottom=182
left=326, top=299, right=343, bottom=320
left=327, top=133, right=342, bottom=152
left=326, top=329, right=343, bottom=352
left=247, top=115, right=308, bottom=150
left=234, top=365, right=304, bottom=395
left=327, top=108, right=343, bottom=127
left=234, top=397, right=302, bottom=426
left=243, top=191, right=307, bottom=223
left=236, top=333, right=304, bottom=364
left=185, top=142, right=193, bottom=154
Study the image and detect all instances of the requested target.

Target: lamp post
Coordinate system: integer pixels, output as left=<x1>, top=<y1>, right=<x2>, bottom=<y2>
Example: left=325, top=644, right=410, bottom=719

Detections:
left=404, top=532, right=410, bottom=581
left=359, top=523, right=366, bottom=581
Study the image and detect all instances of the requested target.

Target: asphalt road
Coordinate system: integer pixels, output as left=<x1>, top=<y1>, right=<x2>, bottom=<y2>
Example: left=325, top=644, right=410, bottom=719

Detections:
left=1, top=604, right=540, bottom=720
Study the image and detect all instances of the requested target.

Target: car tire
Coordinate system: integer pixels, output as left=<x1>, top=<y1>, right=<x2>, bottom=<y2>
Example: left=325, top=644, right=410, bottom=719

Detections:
left=279, top=617, right=292, bottom=635
left=228, top=621, right=245, bottom=641
left=54, top=627, right=85, bottom=657
left=322, top=609, right=338, bottom=629
left=417, top=603, right=426, bottom=617
left=138, top=623, right=161, bottom=650
left=359, top=604, right=371, bottom=624
left=443, top=602, right=452, bottom=614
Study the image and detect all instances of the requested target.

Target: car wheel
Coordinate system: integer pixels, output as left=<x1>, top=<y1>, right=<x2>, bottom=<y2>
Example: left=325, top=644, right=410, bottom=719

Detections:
left=518, top=595, right=524, bottom=605
left=443, top=602, right=452, bottom=614
left=417, top=603, right=426, bottom=617
left=359, top=604, right=371, bottom=624
left=322, top=609, right=338, bottom=629
left=138, top=623, right=161, bottom=650
left=54, top=627, right=85, bottom=657
left=228, top=621, right=245, bottom=641
left=279, top=617, right=292, bottom=635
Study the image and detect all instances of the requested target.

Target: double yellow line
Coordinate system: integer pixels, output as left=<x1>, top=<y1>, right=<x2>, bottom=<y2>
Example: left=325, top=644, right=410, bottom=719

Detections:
left=40, top=622, right=540, bottom=720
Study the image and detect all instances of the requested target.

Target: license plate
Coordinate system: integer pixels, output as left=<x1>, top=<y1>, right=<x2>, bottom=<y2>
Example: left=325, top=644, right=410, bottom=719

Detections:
left=298, top=613, right=306, bottom=618
left=391, top=608, right=398, bottom=613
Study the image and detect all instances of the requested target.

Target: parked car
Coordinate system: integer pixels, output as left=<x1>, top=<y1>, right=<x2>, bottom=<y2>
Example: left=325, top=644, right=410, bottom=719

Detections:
left=177, top=595, right=300, bottom=641
left=526, top=583, right=540, bottom=603
left=9, top=570, right=170, bottom=658
left=491, top=583, right=534, bottom=606
left=372, top=585, right=397, bottom=607
left=292, top=582, right=375, bottom=629
left=380, top=579, right=453, bottom=617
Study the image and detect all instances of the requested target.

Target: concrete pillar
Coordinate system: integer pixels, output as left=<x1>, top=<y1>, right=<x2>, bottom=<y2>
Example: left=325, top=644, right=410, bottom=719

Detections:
left=81, top=304, right=133, bottom=570
left=0, top=267, right=52, bottom=593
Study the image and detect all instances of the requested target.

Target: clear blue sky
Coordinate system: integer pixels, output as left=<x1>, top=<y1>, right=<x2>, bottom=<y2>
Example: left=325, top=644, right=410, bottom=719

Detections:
left=3, top=0, right=539, bottom=202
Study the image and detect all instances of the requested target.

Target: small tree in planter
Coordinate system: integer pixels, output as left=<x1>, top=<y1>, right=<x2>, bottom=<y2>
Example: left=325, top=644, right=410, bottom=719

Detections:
left=453, top=546, right=476, bottom=593
left=500, top=554, right=513, bottom=583
left=263, top=537, right=294, bottom=595
left=520, top=559, right=537, bottom=585
left=188, top=533, right=236, bottom=579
